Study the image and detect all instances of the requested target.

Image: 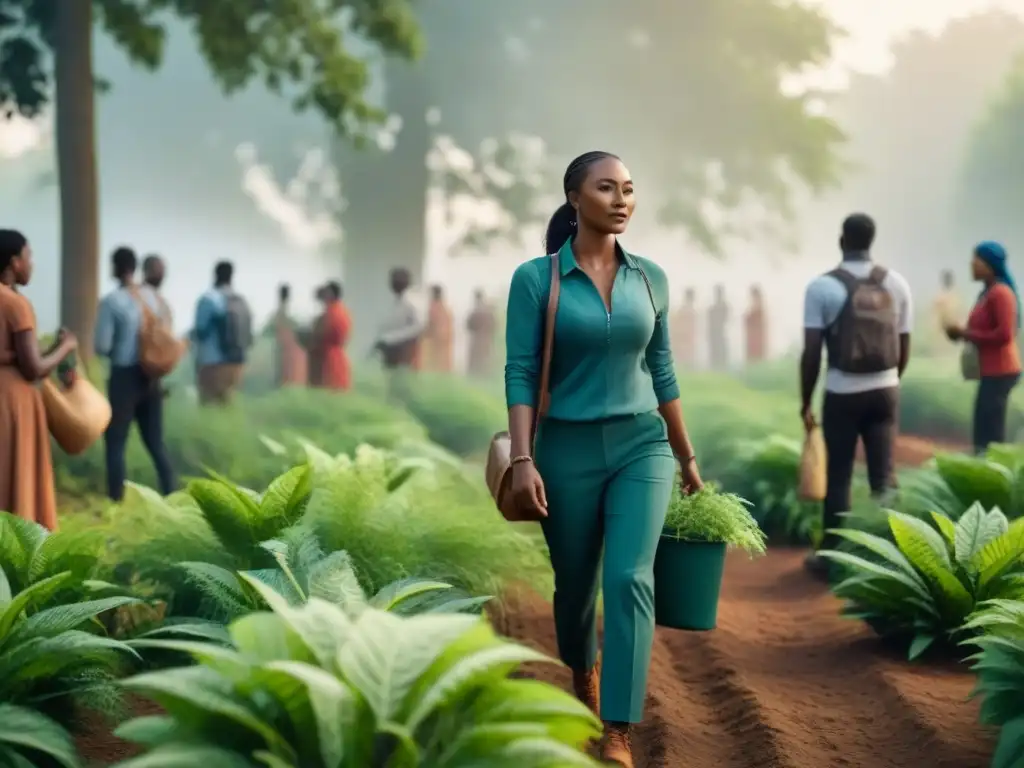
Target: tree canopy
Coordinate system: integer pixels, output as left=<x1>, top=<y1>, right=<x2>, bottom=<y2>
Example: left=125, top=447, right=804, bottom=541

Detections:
left=407, top=0, right=846, bottom=256
left=0, top=0, right=421, bottom=136
left=960, top=56, right=1024, bottom=251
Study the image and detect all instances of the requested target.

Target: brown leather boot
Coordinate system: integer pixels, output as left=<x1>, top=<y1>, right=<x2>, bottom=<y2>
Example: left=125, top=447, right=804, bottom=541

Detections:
left=571, top=664, right=600, bottom=716
left=601, top=721, right=633, bottom=767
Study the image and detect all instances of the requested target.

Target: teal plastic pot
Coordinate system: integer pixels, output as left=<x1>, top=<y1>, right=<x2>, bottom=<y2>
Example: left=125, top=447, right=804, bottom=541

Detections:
left=653, top=535, right=727, bottom=631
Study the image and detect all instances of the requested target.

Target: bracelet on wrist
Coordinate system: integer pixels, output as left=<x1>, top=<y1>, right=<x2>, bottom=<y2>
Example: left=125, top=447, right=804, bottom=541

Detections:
left=510, top=455, right=534, bottom=467
left=678, top=454, right=696, bottom=465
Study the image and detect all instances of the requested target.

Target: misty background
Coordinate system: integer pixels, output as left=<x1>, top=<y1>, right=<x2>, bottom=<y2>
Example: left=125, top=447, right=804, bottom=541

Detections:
left=3, top=0, right=1024, bottom=371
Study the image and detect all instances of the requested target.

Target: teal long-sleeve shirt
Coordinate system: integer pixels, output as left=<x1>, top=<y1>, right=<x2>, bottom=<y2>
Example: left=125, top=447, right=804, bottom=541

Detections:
left=504, top=238, right=680, bottom=421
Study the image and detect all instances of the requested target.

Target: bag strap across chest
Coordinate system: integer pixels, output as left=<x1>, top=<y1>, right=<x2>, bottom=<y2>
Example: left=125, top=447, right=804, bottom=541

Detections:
left=532, top=253, right=560, bottom=445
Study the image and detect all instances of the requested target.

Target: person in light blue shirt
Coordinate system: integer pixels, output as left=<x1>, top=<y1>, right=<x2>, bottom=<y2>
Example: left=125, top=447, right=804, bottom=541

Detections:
left=94, top=246, right=176, bottom=501
left=192, top=261, right=250, bottom=404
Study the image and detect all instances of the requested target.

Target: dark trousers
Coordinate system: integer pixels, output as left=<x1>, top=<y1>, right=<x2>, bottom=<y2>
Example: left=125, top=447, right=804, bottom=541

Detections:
left=105, top=365, right=176, bottom=501
left=974, top=374, right=1020, bottom=453
left=821, top=387, right=899, bottom=549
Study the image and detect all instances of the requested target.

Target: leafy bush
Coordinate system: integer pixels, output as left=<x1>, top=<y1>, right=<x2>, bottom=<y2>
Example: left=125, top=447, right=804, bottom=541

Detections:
left=116, top=578, right=602, bottom=767
left=717, top=435, right=819, bottom=544
left=821, top=504, right=1024, bottom=658
left=662, top=483, right=766, bottom=555
left=963, top=599, right=1024, bottom=768
left=0, top=568, right=140, bottom=767
left=52, top=387, right=428, bottom=494
left=180, top=525, right=491, bottom=622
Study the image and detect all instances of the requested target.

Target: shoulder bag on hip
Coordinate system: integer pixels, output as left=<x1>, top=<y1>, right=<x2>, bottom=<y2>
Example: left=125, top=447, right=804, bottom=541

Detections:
left=485, top=253, right=560, bottom=522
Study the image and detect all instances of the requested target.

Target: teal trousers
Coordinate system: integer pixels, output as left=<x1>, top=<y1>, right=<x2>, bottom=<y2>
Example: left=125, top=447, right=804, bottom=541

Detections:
left=534, top=411, right=676, bottom=723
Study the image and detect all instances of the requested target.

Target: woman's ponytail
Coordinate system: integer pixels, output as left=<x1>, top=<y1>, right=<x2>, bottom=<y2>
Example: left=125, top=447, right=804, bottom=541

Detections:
left=544, top=201, right=576, bottom=255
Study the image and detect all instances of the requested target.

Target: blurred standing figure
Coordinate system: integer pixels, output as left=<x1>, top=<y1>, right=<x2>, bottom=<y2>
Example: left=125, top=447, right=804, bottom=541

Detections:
left=422, top=284, right=454, bottom=372
left=932, top=269, right=964, bottom=345
left=0, top=230, right=75, bottom=529
left=466, top=288, right=496, bottom=378
left=945, top=242, right=1021, bottom=453
left=744, top=285, right=767, bottom=365
left=95, top=247, right=176, bottom=501
left=671, top=288, right=698, bottom=370
left=800, top=214, right=912, bottom=580
left=305, top=285, right=328, bottom=387
left=375, top=268, right=423, bottom=369
left=192, top=261, right=253, bottom=405
left=273, top=284, right=307, bottom=387
left=316, top=281, right=352, bottom=390
left=708, top=285, right=730, bottom=371
left=141, top=255, right=173, bottom=327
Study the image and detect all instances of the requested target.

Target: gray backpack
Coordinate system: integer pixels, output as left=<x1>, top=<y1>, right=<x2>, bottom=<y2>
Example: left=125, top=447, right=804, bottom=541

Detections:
left=825, top=266, right=899, bottom=374
left=220, top=292, right=254, bottom=364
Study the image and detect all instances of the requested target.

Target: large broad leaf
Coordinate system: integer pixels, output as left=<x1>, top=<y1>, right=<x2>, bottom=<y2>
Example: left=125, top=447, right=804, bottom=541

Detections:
left=263, top=660, right=358, bottom=768
left=888, top=514, right=973, bottom=623
left=371, top=578, right=455, bottom=613
left=0, top=631, right=138, bottom=688
left=992, top=716, right=1024, bottom=768
left=256, top=465, right=313, bottom=541
left=955, top=503, right=1009, bottom=566
left=306, top=551, right=367, bottom=611
left=930, top=512, right=958, bottom=549
left=829, top=528, right=923, bottom=582
left=937, top=453, right=1014, bottom=513
left=114, top=715, right=185, bottom=748
left=229, top=613, right=315, bottom=666
left=121, top=666, right=291, bottom=757
left=187, top=478, right=261, bottom=555
left=112, top=744, right=256, bottom=768
left=127, top=639, right=252, bottom=682
left=6, top=596, right=139, bottom=645
left=0, top=572, right=73, bottom=640
left=0, top=704, right=79, bottom=768
left=975, top=519, right=1024, bottom=593
left=337, top=608, right=480, bottom=723
left=817, top=550, right=934, bottom=605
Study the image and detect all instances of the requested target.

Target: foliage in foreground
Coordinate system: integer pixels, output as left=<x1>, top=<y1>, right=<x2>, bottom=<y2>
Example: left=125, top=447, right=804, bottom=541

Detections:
left=963, top=599, right=1024, bottom=768
left=0, top=567, right=140, bottom=767
left=822, top=504, right=1024, bottom=658
left=662, top=483, right=766, bottom=555
left=117, top=577, right=601, bottom=767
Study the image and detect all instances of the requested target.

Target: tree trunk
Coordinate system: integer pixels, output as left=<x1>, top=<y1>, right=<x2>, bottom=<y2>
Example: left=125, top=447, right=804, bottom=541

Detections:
left=55, top=0, right=99, bottom=357
left=338, top=62, right=430, bottom=356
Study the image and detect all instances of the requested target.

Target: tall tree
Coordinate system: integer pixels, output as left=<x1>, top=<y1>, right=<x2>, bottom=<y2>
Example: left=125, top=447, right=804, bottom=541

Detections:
left=338, top=0, right=846, bottom=345
left=0, top=0, right=420, bottom=354
left=959, top=56, right=1024, bottom=253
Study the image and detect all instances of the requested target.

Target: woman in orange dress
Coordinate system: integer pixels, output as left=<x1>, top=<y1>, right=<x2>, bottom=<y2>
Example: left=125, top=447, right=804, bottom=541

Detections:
left=318, top=281, right=352, bottom=390
left=422, top=284, right=454, bottom=372
left=0, top=230, right=77, bottom=530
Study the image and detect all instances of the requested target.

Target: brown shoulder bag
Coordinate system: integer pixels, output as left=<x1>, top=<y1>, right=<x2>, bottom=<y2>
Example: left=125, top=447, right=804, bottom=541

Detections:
left=129, top=288, right=186, bottom=379
left=485, top=253, right=560, bottom=522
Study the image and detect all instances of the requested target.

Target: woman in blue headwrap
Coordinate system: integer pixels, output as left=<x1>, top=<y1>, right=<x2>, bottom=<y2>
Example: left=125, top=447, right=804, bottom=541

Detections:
left=945, top=241, right=1022, bottom=452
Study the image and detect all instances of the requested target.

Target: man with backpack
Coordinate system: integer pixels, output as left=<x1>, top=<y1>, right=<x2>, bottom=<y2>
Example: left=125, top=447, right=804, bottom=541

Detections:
left=193, top=260, right=253, bottom=405
left=800, top=213, right=913, bottom=579
left=94, top=246, right=179, bottom=501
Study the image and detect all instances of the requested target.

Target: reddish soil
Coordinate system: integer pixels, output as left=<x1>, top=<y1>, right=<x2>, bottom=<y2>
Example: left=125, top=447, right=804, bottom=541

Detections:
left=496, top=548, right=995, bottom=768
left=860, top=434, right=970, bottom=468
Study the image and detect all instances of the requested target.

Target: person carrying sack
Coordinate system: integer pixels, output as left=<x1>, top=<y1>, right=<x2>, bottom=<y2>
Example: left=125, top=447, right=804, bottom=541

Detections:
left=494, top=151, right=703, bottom=768
left=94, top=247, right=177, bottom=501
left=799, top=213, right=912, bottom=580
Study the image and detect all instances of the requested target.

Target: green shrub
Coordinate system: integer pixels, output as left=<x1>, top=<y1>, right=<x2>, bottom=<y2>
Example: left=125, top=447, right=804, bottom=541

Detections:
left=53, top=387, right=427, bottom=494
left=0, top=567, right=139, bottom=767
left=662, top=483, right=766, bottom=555
left=963, top=599, right=1024, bottom=768
left=114, top=579, right=602, bottom=767
left=821, top=504, right=1024, bottom=658
left=717, top=435, right=819, bottom=545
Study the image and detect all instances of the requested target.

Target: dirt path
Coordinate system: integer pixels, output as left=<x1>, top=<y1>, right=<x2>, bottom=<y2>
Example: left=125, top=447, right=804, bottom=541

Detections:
left=498, top=548, right=995, bottom=768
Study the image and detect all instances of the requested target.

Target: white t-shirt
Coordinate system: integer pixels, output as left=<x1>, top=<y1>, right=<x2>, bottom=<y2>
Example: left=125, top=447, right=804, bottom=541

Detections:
left=803, top=259, right=913, bottom=394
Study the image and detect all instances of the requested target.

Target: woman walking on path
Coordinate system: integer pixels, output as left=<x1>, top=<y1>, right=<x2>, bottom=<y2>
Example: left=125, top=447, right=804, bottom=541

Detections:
left=317, top=281, right=352, bottom=391
left=504, top=151, right=703, bottom=767
left=0, top=230, right=77, bottom=530
left=946, top=241, right=1021, bottom=452
left=272, top=284, right=307, bottom=387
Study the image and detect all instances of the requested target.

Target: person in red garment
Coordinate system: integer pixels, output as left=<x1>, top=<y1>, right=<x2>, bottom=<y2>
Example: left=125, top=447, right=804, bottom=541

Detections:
left=318, top=280, right=352, bottom=391
left=945, top=241, right=1022, bottom=453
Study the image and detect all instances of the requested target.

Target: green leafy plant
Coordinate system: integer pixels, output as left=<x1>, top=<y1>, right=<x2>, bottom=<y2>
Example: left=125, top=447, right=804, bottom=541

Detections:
left=180, top=524, right=491, bottom=622
left=821, top=503, right=1024, bottom=658
left=719, top=435, right=820, bottom=544
left=117, top=577, right=601, bottom=767
left=0, top=567, right=140, bottom=767
left=662, top=483, right=767, bottom=555
left=962, top=599, right=1024, bottom=768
